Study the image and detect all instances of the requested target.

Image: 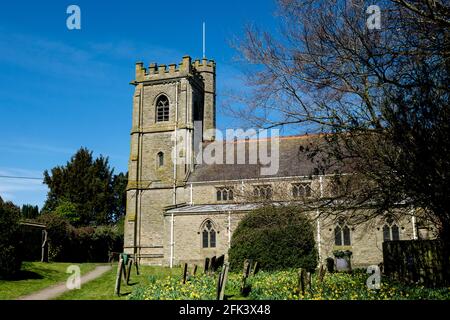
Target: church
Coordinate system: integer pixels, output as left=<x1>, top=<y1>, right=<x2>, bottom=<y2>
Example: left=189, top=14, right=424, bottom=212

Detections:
left=123, top=56, right=425, bottom=268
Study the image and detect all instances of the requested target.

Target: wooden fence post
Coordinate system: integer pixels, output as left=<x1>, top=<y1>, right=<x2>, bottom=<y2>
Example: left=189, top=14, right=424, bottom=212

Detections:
left=135, top=258, right=140, bottom=276
left=41, top=230, right=48, bottom=263
left=122, top=257, right=128, bottom=284
left=126, top=259, right=133, bottom=285
left=182, top=263, right=188, bottom=284
left=114, top=257, right=124, bottom=296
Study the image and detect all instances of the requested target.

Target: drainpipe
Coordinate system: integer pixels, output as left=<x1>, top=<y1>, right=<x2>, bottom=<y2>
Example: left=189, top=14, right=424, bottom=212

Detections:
left=228, top=211, right=231, bottom=249
left=135, top=85, right=144, bottom=260
left=170, top=213, right=174, bottom=268
left=190, top=183, right=193, bottom=205
left=170, top=82, right=179, bottom=268
left=411, top=208, right=418, bottom=240
left=319, top=176, right=324, bottom=198
left=316, top=212, right=322, bottom=266
left=318, top=176, right=323, bottom=266
left=173, top=81, right=179, bottom=205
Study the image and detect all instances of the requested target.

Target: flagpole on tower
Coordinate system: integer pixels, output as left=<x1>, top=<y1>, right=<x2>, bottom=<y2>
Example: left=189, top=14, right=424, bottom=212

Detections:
left=202, top=22, right=206, bottom=59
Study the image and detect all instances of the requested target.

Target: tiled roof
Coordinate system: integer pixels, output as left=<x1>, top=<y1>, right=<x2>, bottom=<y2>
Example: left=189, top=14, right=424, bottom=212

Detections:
left=188, top=134, right=346, bottom=182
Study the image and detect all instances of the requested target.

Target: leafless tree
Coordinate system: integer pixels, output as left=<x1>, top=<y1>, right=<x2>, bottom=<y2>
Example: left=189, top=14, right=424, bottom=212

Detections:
left=229, top=1, right=450, bottom=242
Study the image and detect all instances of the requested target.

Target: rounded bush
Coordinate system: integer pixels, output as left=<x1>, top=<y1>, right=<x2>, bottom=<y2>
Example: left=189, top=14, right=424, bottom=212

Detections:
left=0, top=197, right=22, bottom=279
left=229, top=205, right=317, bottom=271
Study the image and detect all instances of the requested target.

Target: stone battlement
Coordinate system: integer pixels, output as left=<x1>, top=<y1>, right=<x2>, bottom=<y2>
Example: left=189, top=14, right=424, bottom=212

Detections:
left=134, top=56, right=215, bottom=82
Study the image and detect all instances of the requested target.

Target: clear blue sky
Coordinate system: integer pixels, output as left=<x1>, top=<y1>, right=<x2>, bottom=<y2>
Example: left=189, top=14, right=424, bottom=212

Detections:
left=0, top=0, right=279, bottom=208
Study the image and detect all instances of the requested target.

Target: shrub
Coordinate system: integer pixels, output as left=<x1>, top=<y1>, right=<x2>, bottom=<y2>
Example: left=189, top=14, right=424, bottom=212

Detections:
left=0, top=197, right=22, bottom=278
left=20, top=226, right=43, bottom=261
left=229, top=205, right=317, bottom=271
left=91, top=225, right=123, bottom=261
left=38, top=212, right=73, bottom=261
left=70, top=225, right=123, bottom=262
left=37, top=213, right=123, bottom=262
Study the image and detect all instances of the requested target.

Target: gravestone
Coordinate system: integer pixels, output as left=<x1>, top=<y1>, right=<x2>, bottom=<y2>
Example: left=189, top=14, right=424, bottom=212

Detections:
left=216, top=255, right=225, bottom=271
left=251, top=261, right=259, bottom=276
left=182, top=263, right=188, bottom=284
left=204, top=257, right=210, bottom=274
left=326, top=257, right=335, bottom=273
left=243, top=259, right=252, bottom=278
left=307, top=272, right=312, bottom=290
left=216, top=262, right=230, bottom=300
left=298, top=268, right=308, bottom=296
left=336, top=258, right=351, bottom=271
left=318, top=265, right=326, bottom=283
left=240, top=259, right=253, bottom=296
left=210, top=256, right=217, bottom=274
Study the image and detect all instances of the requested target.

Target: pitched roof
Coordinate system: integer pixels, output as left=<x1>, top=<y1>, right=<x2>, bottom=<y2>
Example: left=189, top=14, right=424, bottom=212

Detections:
left=188, top=134, right=345, bottom=182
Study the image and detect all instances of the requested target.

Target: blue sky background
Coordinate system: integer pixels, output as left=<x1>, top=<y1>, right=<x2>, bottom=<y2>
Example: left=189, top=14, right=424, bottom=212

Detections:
left=0, top=0, right=280, bottom=208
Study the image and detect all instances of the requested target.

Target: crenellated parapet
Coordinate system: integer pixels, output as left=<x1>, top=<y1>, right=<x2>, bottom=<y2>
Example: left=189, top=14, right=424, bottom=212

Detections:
left=134, top=56, right=215, bottom=82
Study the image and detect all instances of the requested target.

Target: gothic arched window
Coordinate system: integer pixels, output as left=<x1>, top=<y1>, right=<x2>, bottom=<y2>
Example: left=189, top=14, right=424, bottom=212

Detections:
left=335, top=219, right=351, bottom=246
left=201, top=220, right=216, bottom=248
left=383, top=216, right=400, bottom=241
left=253, top=185, right=273, bottom=200
left=292, top=182, right=312, bottom=198
left=156, top=95, right=170, bottom=122
left=216, top=187, right=234, bottom=202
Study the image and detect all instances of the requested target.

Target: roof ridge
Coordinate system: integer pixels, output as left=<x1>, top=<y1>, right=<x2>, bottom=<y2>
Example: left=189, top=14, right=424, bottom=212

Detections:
left=216, top=132, right=323, bottom=144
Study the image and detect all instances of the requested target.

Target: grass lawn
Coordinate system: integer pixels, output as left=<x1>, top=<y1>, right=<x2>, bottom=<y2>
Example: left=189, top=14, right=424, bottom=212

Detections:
left=0, top=262, right=98, bottom=300
left=56, top=265, right=182, bottom=300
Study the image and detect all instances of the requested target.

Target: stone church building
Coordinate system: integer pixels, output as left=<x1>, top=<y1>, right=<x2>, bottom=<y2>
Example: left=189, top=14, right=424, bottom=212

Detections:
left=124, top=56, right=425, bottom=268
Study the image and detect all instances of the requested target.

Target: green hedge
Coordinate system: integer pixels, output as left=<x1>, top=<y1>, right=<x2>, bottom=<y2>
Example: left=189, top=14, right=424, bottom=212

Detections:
left=20, top=227, right=43, bottom=261
left=0, top=197, right=22, bottom=279
left=37, top=213, right=123, bottom=262
left=229, top=205, right=317, bottom=271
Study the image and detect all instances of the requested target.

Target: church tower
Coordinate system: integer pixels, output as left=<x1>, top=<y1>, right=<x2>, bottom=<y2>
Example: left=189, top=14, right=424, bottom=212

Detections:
left=124, top=56, right=216, bottom=265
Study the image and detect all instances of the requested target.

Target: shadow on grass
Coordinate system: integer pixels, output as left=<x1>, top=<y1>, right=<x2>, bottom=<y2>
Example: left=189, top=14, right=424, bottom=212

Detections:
left=6, top=270, right=44, bottom=281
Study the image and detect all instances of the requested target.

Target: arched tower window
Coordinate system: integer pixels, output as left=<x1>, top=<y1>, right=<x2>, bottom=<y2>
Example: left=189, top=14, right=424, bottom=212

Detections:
left=157, top=152, right=164, bottom=167
left=334, top=218, right=351, bottom=246
left=156, top=95, right=170, bottom=122
left=201, top=220, right=216, bottom=248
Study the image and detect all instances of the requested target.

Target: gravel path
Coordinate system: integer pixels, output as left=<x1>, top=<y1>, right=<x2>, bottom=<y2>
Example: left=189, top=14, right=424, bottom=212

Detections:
left=17, top=265, right=112, bottom=300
